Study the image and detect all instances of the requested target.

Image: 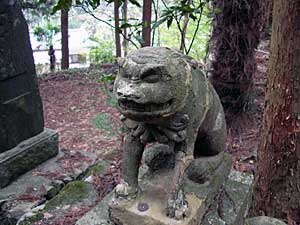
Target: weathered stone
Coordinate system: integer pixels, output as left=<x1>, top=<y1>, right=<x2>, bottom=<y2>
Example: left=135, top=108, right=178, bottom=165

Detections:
left=76, top=192, right=115, bottom=225
left=245, top=216, right=287, bottom=225
left=0, top=128, right=58, bottom=188
left=201, top=170, right=254, bottom=225
left=44, top=181, right=98, bottom=211
left=143, top=144, right=175, bottom=171
left=113, top=47, right=227, bottom=217
left=0, top=0, right=44, bottom=152
left=0, top=148, right=99, bottom=224
left=2, top=155, right=108, bottom=225
left=109, top=153, right=232, bottom=225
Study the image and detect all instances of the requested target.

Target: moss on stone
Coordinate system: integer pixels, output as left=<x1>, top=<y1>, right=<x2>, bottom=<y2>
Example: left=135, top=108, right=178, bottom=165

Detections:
left=84, top=160, right=110, bottom=178
left=44, top=181, right=90, bottom=210
left=103, top=149, right=119, bottom=160
left=18, top=213, right=44, bottom=225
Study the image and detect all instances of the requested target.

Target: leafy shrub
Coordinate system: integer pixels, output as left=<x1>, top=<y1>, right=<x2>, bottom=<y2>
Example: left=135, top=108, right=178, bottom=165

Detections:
left=33, top=21, right=60, bottom=48
left=78, top=53, right=87, bottom=64
left=89, top=37, right=115, bottom=64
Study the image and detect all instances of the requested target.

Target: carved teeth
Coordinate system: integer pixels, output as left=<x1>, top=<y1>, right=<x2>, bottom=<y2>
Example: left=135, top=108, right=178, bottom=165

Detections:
left=119, top=100, right=172, bottom=112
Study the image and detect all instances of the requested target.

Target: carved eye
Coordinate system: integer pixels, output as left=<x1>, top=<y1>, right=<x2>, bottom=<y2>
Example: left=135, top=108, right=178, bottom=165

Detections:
left=140, top=69, right=160, bottom=83
left=120, top=72, right=130, bottom=79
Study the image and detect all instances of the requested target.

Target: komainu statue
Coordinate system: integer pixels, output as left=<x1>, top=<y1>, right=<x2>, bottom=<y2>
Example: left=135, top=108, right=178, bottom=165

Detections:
left=113, top=47, right=226, bottom=219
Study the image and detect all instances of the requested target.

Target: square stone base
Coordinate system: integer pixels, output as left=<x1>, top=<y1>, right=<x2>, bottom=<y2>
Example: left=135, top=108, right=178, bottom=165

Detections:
left=109, top=153, right=233, bottom=225
left=110, top=185, right=202, bottom=225
left=0, top=128, right=58, bottom=188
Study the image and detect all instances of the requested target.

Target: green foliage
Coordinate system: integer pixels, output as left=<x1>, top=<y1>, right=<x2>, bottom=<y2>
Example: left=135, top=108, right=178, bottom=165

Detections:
left=154, top=0, right=206, bottom=29
left=51, top=0, right=72, bottom=13
left=100, top=73, right=116, bottom=82
left=33, top=21, right=60, bottom=47
left=78, top=53, right=87, bottom=63
left=22, top=0, right=56, bottom=26
left=51, top=0, right=140, bottom=14
left=92, top=113, right=115, bottom=136
left=152, top=0, right=211, bottom=57
left=103, top=87, right=118, bottom=107
left=89, top=37, right=115, bottom=64
left=69, top=17, right=84, bottom=29
left=83, top=160, right=111, bottom=178
left=98, top=73, right=118, bottom=107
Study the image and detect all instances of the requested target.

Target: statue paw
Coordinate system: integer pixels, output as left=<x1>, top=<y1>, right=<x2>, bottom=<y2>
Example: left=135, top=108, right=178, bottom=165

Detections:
left=166, top=190, right=190, bottom=220
left=114, top=180, right=138, bottom=200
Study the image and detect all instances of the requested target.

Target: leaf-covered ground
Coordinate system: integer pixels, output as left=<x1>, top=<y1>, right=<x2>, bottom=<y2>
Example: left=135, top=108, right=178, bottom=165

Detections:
left=39, top=71, right=121, bottom=156
left=34, top=43, right=269, bottom=224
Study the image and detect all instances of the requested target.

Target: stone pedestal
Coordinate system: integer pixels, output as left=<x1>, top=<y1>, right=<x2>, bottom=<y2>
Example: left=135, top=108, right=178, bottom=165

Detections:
left=110, top=185, right=202, bottom=225
left=0, top=128, right=59, bottom=188
left=109, top=153, right=233, bottom=225
left=76, top=154, right=254, bottom=225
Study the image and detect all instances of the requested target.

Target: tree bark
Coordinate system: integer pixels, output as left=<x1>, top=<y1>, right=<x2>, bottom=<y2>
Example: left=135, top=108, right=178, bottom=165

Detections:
left=265, top=0, right=273, bottom=29
left=122, top=0, right=128, bottom=56
left=142, top=0, right=152, bottom=47
left=261, top=0, right=273, bottom=39
left=61, top=9, right=69, bottom=70
left=114, top=0, right=121, bottom=58
left=210, top=0, right=262, bottom=115
left=179, top=0, right=191, bottom=52
left=251, top=0, right=300, bottom=223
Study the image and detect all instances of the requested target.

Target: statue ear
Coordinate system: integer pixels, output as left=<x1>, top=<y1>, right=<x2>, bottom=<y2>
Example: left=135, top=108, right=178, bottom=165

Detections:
left=117, top=57, right=126, bottom=67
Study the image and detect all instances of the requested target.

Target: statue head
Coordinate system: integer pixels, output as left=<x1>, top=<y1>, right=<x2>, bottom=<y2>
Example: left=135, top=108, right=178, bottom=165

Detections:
left=113, top=47, right=192, bottom=122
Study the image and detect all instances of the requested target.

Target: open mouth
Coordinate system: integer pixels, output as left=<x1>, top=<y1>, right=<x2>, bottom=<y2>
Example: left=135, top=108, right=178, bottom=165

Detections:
left=118, top=99, right=172, bottom=112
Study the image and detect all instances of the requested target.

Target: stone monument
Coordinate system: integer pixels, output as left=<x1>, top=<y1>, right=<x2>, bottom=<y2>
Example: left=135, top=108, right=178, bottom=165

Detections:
left=109, top=47, right=229, bottom=224
left=0, top=0, right=58, bottom=188
left=75, top=47, right=254, bottom=225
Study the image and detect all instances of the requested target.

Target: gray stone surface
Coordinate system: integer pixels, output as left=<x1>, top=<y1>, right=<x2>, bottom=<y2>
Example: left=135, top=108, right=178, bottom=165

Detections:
left=76, top=192, right=114, bottom=225
left=0, top=128, right=59, bottom=188
left=77, top=154, right=232, bottom=225
left=245, top=216, right=287, bottom=225
left=201, top=170, right=254, bottom=225
left=16, top=159, right=111, bottom=225
left=113, top=47, right=227, bottom=217
left=0, top=0, right=44, bottom=152
left=0, top=148, right=99, bottom=224
left=43, top=181, right=98, bottom=211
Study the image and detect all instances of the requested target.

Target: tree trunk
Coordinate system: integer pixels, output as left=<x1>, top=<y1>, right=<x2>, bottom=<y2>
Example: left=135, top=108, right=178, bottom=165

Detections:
left=265, top=0, right=273, bottom=29
left=142, top=0, right=152, bottom=47
left=122, top=0, right=128, bottom=56
left=261, top=0, right=273, bottom=39
left=251, top=0, right=300, bottom=223
left=179, top=0, right=191, bottom=52
left=61, top=9, right=69, bottom=70
left=210, top=0, right=262, bottom=115
left=114, top=0, right=121, bottom=58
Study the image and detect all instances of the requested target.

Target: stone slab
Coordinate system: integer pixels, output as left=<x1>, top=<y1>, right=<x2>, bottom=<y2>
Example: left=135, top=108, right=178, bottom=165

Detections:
left=0, top=128, right=58, bottom=188
left=0, top=0, right=44, bottom=152
left=76, top=192, right=114, bottom=225
left=245, top=216, right=287, bottom=225
left=16, top=160, right=111, bottom=225
left=0, top=148, right=99, bottom=224
left=110, top=187, right=202, bottom=225
left=201, top=170, right=254, bottom=225
left=79, top=153, right=232, bottom=225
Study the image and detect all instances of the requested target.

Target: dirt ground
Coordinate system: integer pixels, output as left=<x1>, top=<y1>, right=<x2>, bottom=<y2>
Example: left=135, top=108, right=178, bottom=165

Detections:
left=36, top=43, right=269, bottom=224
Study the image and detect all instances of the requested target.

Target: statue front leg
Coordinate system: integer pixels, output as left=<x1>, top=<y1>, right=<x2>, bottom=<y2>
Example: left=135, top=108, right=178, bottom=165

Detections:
left=115, top=133, right=144, bottom=199
left=166, top=142, right=194, bottom=219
